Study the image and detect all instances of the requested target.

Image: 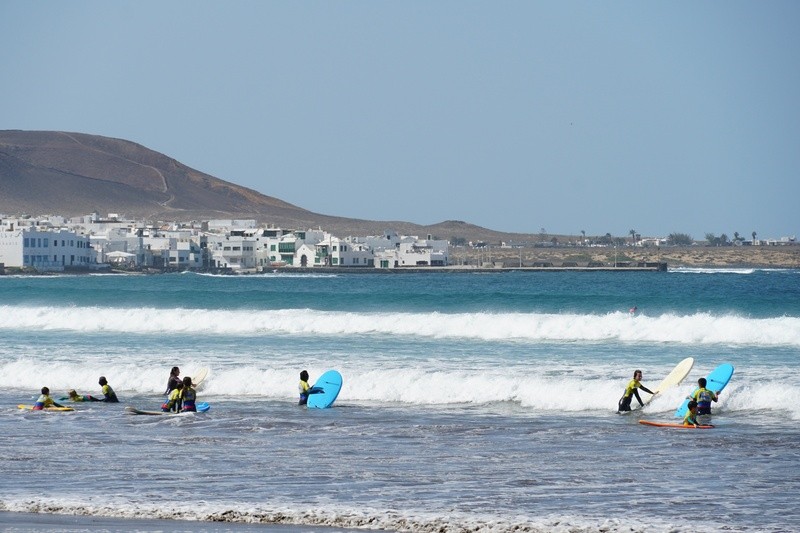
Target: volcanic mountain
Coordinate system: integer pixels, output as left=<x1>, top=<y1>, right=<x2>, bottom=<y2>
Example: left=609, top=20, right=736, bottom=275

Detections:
left=0, top=130, right=525, bottom=242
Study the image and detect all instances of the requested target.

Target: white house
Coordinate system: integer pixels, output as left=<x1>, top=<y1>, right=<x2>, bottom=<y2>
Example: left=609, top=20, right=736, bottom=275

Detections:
left=0, top=225, right=99, bottom=271
left=206, top=231, right=258, bottom=271
left=373, top=235, right=449, bottom=268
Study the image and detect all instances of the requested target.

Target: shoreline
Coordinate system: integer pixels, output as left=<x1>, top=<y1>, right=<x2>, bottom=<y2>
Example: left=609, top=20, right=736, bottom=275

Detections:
left=2, top=246, right=798, bottom=276
left=0, top=511, right=378, bottom=532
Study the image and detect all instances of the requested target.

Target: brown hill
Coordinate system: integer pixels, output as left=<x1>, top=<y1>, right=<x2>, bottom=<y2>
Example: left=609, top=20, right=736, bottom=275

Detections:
left=0, top=130, right=532, bottom=243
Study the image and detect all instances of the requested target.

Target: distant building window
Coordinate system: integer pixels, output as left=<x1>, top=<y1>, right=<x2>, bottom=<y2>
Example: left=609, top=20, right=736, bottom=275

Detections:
left=54, top=240, right=58, bottom=247
left=44, top=239, right=49, bottom=247
left=24, top=238, right=29, bottom=247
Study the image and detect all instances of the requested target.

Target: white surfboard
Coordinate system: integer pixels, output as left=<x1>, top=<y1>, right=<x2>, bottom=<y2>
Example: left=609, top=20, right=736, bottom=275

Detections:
left=191, top=367, right=209, bottom=389
left=645, top=357, right=694, bottom=405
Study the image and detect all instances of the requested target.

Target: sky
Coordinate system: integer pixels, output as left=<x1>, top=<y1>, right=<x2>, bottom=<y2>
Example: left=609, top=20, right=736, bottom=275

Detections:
left=2, top=1, right=798, bottom=239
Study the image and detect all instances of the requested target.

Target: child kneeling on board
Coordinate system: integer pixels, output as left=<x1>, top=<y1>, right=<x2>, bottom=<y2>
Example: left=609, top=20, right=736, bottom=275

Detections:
left=162, top=380, right=184, bottom=412
left=180, top=377, right=197, bottom=412
left=683, top=400, right=700, bottom=427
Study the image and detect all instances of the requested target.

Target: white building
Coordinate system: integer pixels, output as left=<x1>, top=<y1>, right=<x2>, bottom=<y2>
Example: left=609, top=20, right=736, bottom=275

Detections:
left=0, top=225, right=99, bottom=271
left=206, top=230, right=259, bottom=271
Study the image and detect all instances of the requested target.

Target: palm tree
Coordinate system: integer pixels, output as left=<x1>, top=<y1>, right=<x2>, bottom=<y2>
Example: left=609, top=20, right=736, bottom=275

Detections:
left=629, top=229, right=637, bottom=244
left=752, top=231, right=757, bottom=245
left=581, top=230, right=586, bottom=245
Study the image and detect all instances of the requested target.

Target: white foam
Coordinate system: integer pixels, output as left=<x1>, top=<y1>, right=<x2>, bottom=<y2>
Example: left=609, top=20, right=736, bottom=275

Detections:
left=2, top=305, right=798, bottom=347
left=0, top=496, right=722, bottom=533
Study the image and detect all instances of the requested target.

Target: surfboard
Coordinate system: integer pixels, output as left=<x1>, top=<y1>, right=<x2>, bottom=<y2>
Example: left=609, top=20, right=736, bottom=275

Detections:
left=191, top=367, right=209, bottom=389
left=307, top=370, right=343, bottom=409
left=651, top=357, right=694, bottom=396
left=675, top=363, right=734, bottom=418
left=639, top=420, right=714, bottom=429
left=18, top=404, right=74, bottom=412
left=125, top=402, right=210, bottom=416
left=617, top=357, right=695, bottom=413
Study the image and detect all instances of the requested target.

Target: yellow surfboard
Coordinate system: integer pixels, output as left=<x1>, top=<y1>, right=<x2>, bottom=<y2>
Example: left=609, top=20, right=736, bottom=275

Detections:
left=18, top=404, right=74, bottom=412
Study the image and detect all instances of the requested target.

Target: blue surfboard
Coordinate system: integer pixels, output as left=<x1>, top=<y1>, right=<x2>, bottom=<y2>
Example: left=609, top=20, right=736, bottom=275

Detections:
left=307, top=370, right=343, bottom=409
left=675, top=363, right=734, bottom=418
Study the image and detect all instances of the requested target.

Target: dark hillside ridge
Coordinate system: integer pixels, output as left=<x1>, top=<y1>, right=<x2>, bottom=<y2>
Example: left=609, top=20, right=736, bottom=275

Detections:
left=0, top=130, right=534, bottom=243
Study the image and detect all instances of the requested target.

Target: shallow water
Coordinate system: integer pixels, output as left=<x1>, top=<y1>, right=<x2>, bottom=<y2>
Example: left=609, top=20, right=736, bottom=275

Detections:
left=1, top=269, right=799, bottom=532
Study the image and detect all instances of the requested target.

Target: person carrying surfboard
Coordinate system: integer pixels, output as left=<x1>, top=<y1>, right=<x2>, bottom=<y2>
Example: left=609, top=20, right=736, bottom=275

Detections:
left=617, top=370, right=655, bottom=412
left=33, top=387, right=65, bottom=410
left=298, top=370, right=324, bottom=406
left=687, top=378, right=719, bottom=416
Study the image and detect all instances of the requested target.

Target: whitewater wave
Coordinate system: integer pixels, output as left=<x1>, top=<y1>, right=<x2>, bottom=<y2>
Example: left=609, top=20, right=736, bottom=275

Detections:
left=1, top=305, right=799, bottom=347
left=0, top=497, right=721, bottom=533
left=670, top=267, right=798, bottom=275
left=1, top=361, right=791, bottom=418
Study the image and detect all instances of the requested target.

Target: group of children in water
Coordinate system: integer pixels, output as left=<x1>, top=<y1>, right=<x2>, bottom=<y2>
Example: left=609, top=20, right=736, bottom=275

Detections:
left=618, top=369, right=721, bottom=426
left=161, top=366, right=198, bottom=412
left=33, top=369, right=198, bottom=412
left=33, top=376, right=119, bottom=410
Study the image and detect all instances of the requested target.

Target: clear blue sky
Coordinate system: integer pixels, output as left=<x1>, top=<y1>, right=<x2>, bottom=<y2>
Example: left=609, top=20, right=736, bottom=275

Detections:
left=2, top=1, right=798, bottom=239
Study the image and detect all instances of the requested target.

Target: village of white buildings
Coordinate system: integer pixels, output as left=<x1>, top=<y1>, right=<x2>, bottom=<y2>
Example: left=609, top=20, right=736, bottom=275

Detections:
left=0, top=213, right=450, bottom=273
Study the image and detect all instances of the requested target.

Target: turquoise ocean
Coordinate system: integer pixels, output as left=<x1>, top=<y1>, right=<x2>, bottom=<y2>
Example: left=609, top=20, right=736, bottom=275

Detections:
left=1, top=268, right=799, bottom=532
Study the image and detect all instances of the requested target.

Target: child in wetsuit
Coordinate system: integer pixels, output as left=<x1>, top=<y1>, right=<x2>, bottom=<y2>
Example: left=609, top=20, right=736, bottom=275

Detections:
left=67, top=389, right=101, bottom=402
left=180, top=376, right=197, bottom=412
left=33, top=387, right=64, bottom=410
left=298, top=370, right=314, bottom=405
left=98, top=376, right=119, bottom=402
left=689, top=377, right=719, bottom=415
left=683, top=400, right=700, bottom=427
left=617, top=369, right=655, bottom=412
left=162, top=381, right=184, bottom=412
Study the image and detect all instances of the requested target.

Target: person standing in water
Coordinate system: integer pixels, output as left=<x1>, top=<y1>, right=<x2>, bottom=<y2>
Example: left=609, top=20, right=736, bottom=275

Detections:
left=617, top=369, right=655, bottom=412
left=688, top=377, right=719, bottom=421
left=164, top=367, right=181, bottom=396
left=298, top=370, right=324, bottom=406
